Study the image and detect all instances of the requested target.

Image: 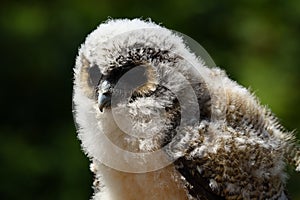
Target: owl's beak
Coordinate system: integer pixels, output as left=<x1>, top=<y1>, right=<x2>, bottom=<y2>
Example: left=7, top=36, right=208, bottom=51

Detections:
left=98, top=80, right=112, bottom=112
left=98, top=92, right=111, bottom=112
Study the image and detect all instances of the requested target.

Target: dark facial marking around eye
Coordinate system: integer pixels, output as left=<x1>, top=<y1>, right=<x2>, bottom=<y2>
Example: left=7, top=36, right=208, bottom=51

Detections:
left=114, top=65, right=148, bottom=90
left=88, top=64, right=103, bottom=88
left=107, top=63, right=136, bottom=83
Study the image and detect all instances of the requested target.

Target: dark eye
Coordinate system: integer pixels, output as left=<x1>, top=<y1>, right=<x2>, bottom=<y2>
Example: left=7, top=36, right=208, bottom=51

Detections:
left=88, top=64, right=103, bottom=88
left=120, top=66, right=148, bottom=87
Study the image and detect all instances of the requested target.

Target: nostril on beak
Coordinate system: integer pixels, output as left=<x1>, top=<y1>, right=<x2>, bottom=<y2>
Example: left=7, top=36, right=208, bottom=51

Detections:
left=98, top=93, right=111, bottom=112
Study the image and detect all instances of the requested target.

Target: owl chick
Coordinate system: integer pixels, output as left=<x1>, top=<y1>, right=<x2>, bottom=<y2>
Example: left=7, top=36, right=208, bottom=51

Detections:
left=73, top=19, right=300, bottom=200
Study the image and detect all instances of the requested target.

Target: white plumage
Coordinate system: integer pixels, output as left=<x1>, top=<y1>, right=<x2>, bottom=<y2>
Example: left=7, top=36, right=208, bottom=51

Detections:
left=73, top=18, right=300, bottom=200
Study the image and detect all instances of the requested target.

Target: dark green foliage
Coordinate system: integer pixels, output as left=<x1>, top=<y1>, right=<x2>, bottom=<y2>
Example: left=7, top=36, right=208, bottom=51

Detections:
left=0, top=0, right=299, bottom=199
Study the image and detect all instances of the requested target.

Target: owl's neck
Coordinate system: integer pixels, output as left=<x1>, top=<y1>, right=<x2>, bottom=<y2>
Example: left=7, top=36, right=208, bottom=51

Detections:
left=98, top=111, right=167, bottom=153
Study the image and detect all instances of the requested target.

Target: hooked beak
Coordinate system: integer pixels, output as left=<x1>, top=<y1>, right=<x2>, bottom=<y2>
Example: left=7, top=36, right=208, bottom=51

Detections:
left=98, top=80, right=112, bottom=112
left=98, top=92, right=111, bottom=112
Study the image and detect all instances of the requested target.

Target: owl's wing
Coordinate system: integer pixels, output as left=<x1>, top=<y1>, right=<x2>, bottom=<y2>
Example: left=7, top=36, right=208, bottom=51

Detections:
left=175, top=157, right=225, bottom=200
left=171, top=119, right=292, bottom=200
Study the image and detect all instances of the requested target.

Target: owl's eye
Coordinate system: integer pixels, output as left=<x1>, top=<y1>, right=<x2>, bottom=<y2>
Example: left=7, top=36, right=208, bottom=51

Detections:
left=114, top=65, right=148, bottom=90
left=88, top=64, right=103, bottom=88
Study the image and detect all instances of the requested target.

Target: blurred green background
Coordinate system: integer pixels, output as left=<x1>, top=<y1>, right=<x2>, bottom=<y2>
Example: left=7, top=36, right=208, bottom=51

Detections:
left=1, top=0, right=300, bottom=199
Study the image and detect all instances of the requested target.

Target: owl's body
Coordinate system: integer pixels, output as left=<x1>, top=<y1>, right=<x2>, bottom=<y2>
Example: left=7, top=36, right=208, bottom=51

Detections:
left=91, top=162, right=189, bottom=200
left=73, top=19, right=300, bottom=199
